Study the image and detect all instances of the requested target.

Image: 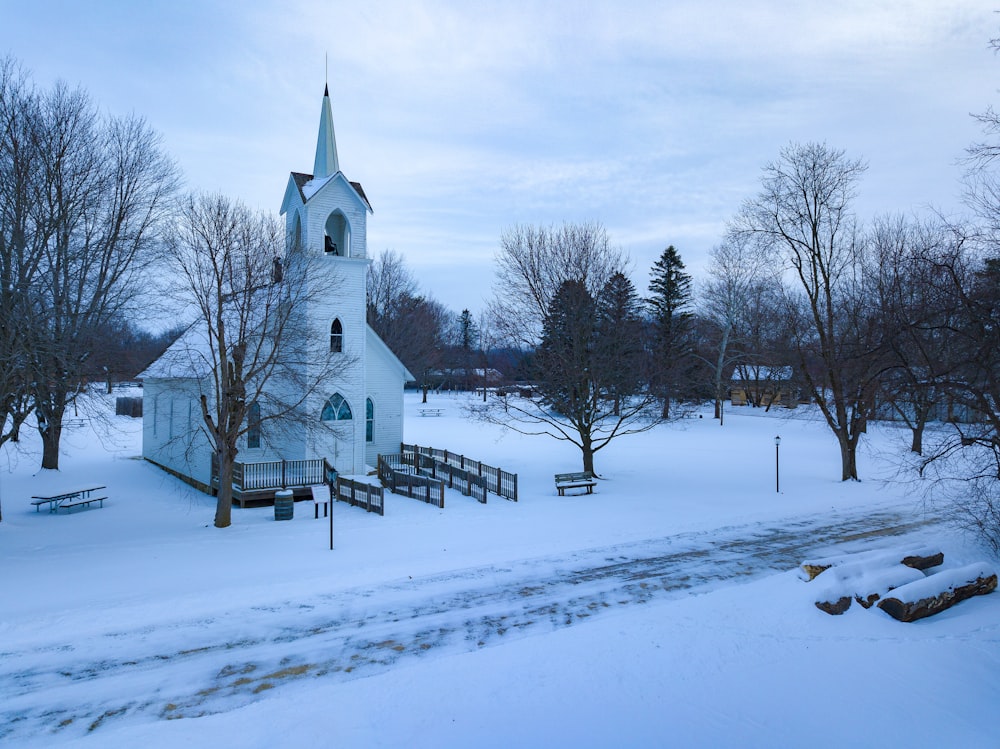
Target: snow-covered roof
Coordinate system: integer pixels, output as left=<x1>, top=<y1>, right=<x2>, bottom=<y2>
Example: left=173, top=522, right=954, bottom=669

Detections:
left=367, top=324, right=414, bottom=382
left=137, top=321, right=212, bottom=380
left=287, top=171, right=372, bottom=212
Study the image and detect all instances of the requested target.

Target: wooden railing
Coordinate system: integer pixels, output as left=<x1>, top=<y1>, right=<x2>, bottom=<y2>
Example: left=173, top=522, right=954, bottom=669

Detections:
left=409, top=452, right=487, bottom=503
left=213, top=456, right=331, bottom=492
left=335, top=476, right=384, bottom=515
left=378, top=454, right=445, bottom=508
left=401, top=444, right=517, bottom=501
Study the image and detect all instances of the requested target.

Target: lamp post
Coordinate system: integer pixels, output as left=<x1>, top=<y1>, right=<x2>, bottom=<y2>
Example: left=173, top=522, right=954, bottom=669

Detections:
left=774, top=435, right=781, bottom=493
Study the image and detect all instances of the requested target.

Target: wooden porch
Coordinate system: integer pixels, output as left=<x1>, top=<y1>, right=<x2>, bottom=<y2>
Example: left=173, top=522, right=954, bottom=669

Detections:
left=211, top=456, right=336, bottom=508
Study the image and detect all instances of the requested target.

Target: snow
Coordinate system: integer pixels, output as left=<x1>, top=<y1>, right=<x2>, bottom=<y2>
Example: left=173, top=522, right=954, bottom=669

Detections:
left=2, top=391, right=999, bottom=748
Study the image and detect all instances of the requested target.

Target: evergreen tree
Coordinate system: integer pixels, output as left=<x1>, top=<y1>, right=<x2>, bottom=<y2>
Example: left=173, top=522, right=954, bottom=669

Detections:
left=647, top=245, right=693, bottom=417
left=596, top=272, right=644, bottom=416
left=456, top=308, right=479, bottom=390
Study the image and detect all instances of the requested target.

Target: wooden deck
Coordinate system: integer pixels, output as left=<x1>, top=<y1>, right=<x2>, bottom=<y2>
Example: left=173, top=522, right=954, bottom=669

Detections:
left=211, top=457, right=336, bottom=508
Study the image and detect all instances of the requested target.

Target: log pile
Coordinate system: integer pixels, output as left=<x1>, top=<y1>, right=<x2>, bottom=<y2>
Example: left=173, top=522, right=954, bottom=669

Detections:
left=876, top=563, right=997, bottom=622
left=801, top=547, right=995, bottom=619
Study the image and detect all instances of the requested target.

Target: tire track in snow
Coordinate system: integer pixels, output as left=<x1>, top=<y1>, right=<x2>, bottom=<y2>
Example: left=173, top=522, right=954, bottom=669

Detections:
left=0, top=507, right=940, bottom=741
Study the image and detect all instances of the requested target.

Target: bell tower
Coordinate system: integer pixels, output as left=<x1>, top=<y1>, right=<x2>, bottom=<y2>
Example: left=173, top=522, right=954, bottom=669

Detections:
left=278, top=85, right=374, bottom=473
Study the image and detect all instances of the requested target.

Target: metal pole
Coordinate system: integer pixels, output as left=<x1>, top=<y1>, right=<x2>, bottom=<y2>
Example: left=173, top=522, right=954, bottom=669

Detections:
left=775, top=437, right=780, bottom=493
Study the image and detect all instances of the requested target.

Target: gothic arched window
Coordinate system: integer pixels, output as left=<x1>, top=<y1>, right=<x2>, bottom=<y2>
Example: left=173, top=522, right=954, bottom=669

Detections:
left=366, top=398, right=374, bottom=442
left=321, top=393, right=352, bottom=422
left=247, top=402, right=261, bottom=449
left=330, top=319, right=343, bottom=352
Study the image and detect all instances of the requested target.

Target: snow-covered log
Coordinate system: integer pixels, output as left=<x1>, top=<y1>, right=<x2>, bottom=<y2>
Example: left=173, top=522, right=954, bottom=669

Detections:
left=801, top=546, right=942, bottom=581
left=877, top=563, right=997, bottom=622
left=813, top=562, right=926, bottom=615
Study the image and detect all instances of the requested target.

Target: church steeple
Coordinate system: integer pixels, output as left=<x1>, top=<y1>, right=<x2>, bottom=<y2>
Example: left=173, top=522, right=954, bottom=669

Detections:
left=312, top=84, right=340, bottom=179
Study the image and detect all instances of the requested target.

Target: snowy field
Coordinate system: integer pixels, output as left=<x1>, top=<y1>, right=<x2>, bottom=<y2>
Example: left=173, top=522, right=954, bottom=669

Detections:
left=1, top=391, right=998, bottom=748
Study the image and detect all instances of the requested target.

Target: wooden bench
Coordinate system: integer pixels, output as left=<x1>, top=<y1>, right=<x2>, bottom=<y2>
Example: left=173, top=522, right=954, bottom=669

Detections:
left=555, top=471, right=596, bottom=496
left=419, top=408, right=443, bottom=417
left=31, top=486, right=107, bottom=513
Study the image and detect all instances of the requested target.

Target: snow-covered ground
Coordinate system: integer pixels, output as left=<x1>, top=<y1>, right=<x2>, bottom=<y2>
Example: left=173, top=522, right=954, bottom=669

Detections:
left=2, top=391, right=998, bottom=748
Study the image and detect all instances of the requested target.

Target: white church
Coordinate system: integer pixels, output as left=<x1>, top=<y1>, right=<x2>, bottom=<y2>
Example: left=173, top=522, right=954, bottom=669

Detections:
left=140, top=86, right=413, bottom=500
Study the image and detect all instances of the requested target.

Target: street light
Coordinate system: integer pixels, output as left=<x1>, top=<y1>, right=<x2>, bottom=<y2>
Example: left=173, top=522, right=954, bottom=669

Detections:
left=774, top=435, right=781, bottom=493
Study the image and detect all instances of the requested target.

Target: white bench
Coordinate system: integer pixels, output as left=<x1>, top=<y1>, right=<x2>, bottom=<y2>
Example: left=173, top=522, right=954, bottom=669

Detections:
left=419, top=408, right=443, bottom=417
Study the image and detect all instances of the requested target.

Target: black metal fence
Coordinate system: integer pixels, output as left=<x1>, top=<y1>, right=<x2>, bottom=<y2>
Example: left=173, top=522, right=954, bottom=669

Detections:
left=401, top=444, right=517, bottom=501
left=378, top=454, right=445, bottom=508
left=335, top=475, right=384, bottom=515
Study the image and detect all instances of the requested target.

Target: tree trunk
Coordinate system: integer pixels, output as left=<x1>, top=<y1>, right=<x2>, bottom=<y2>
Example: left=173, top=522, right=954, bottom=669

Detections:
left=421, top=383, right=428, bottom=404
left=910, top=422, right=924, bottom=455
left=215, top=448, right=235, bottom=528
left=839, top=435, right=859, bottom=482
left=41, top=422, right=62, bottom=470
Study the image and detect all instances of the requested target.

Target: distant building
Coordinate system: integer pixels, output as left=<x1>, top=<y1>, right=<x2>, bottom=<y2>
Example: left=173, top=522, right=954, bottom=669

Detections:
left=141, top=86, right=412, bottom=493
left=730, top=365, right=798, bottom=409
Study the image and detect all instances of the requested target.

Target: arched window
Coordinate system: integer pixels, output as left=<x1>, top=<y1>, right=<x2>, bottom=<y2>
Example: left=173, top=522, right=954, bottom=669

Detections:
left=324, top=210, right=350, bottom=257
left=290, top=212, right=302, bottom=252
left=321, top=393, right=352, bottom=421
left=330, top=319, right=343, bottom=352
left=366, top=398, right=374, bottom=442
left=247, top=402, right=261, bottom=449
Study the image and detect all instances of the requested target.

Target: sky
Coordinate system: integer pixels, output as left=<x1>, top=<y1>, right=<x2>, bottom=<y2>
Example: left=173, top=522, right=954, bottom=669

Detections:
left=3, top=1, right=997, bottom=318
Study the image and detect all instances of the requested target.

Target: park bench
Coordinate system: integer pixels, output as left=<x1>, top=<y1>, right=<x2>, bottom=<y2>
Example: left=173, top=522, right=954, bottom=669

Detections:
left=554, top=471, right=596, bottom=496
left=419, top=408, right=443, bottom=417
left=31, top=486, right=107, bottom=513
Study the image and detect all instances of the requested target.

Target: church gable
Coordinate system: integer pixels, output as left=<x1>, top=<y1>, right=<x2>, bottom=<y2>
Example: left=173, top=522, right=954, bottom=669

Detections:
left=301, top=171, right=372, bottom=214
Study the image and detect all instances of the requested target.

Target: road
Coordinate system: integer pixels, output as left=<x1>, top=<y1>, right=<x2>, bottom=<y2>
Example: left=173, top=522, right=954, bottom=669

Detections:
left=0, top=506, right=939, bottom=742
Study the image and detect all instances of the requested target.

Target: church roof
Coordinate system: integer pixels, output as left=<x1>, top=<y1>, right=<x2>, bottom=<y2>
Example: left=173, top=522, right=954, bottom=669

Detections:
left=289, top=171, right=372, bottom=212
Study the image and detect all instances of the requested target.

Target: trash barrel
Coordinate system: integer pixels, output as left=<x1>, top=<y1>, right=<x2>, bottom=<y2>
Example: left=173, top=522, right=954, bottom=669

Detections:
left=274, top=489, right=294, bottom=521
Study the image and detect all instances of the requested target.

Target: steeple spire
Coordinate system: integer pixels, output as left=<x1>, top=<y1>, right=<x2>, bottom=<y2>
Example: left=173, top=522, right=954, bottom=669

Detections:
left=313, top=85, right=340, bottom=179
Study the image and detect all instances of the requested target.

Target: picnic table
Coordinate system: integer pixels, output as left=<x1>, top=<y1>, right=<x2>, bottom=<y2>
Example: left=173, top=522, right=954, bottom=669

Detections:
left=31, top=486, right=107, bottom=513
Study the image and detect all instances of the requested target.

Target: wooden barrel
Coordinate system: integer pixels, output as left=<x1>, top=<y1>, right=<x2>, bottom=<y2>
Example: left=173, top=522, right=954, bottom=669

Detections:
left=274, top=489, right=294, bottom=521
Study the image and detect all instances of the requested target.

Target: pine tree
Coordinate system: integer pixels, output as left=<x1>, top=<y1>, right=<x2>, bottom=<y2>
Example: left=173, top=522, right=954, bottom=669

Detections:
left=596, top=272, right=644, bottom=416
left=647, top=245, right=693, bottom=418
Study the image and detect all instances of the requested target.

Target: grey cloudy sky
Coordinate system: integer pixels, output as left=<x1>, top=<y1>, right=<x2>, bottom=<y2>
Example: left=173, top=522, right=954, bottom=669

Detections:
left=3, top=1, right=996, bottom=316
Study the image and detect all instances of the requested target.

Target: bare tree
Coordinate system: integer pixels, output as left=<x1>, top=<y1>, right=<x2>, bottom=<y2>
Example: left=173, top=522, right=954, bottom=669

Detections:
left=482, top=223, right=658, bottom=474
left=367, top=249, right=448, bottom=401
left=490, top=222, right=627, bottom=348
left=12, top=74, right=178, bottom=469
left=867, top=215, right=965, bottom=454
left=736, top=142, right=886, bottom=481
left=367, top=249, right=418, bottom=332
left=162, top=193, right=349, bottom=528
left=697, top=233, right=775, bottom=424
left=0, top=57, right=44, bottom=462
